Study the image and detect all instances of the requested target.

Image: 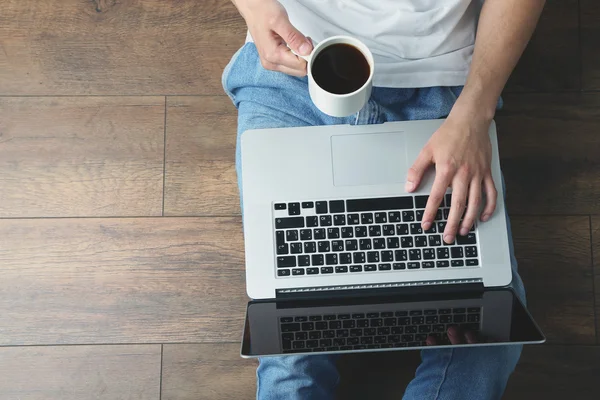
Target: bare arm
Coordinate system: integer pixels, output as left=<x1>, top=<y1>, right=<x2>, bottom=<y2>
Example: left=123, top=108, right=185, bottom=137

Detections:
left=408, top=0, right=546, bottom=242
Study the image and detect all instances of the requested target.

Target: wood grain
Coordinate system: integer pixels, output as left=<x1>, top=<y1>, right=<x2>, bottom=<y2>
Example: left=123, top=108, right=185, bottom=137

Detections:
left=591, top=216, right=600, bottom=344
left=504, top=346, right=600, bottom=399
left=0, top=97, right=164, bottom=217
left=0, top=0, right=246, bottom=95
left=510, top=216, right=595, bottom=344
left=0, top=217, right=247, bottom=345
left=581, top=0, right=600, bottom=90
left=497, top=93, right=600, bottom=215
left=0, top=345, right=161, bottom=400
left=505, top=0, right=580, bottom=92
left=161, top=344, right=256, bottom=400
left=164, top=97, right=239, bottom=216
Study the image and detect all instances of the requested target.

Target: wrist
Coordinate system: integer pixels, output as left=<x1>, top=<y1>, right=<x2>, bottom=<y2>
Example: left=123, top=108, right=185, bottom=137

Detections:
left=450, top=90, right=497, bottom=126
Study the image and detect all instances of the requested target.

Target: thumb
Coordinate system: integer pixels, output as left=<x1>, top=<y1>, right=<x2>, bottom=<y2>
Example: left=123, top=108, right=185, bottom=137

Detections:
left=273, top=17, right=312, bottom=56
left=406, top=147, right=432, bottom=192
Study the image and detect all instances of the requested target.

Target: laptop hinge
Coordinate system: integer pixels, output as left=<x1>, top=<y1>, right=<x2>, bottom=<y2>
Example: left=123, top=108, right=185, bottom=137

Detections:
left=275, top=278, right=484, bottom=299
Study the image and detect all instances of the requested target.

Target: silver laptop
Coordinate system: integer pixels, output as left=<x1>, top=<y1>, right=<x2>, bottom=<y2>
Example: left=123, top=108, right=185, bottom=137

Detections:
left=239, top=119, right=544, bottom=357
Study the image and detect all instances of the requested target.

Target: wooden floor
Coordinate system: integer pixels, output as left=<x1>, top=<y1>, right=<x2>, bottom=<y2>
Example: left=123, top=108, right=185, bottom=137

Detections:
left=1, top=0, right=599, bottom=398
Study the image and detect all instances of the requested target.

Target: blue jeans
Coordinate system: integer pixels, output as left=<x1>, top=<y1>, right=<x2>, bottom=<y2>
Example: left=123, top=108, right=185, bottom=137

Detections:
left=223, top=43, right=526, bottom=400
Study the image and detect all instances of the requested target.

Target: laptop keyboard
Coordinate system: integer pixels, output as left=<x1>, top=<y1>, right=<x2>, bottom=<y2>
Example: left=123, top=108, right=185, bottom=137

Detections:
left=273, top=195, right=480, bottom=278
left=279, top=307, right=482, bottom=353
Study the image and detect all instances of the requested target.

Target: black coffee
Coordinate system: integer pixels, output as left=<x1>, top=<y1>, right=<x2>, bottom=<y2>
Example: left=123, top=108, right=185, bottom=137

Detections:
left=311, top=43, right=370, bottom=95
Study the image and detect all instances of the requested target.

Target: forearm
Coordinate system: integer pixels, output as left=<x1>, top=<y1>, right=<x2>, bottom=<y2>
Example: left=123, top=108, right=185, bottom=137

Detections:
left=453, top=0, right=546, bottom=121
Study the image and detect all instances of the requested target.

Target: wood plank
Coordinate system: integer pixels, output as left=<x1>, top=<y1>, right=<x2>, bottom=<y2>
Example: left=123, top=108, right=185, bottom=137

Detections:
left=0, top=97, right=164, bottom=217
left=581, top=0, right=600, bottom=90
left=164, top=97, right=239, bottom=216
left=504, top=346, right=600, bottom=399
left=0, top=345, right=161, bottom=400
left=510, top=216, right=595, bottom=344
left=497, top=93, right=600, bottom=215
left=591, top=216, right=600, bottom=343
left=0, top=0, right=246, bottom=95
left=162, top=344, right=256, bottom=400
left=0, top=217, right=247, bottom=345
left=505, top=0, right=580, bottom=92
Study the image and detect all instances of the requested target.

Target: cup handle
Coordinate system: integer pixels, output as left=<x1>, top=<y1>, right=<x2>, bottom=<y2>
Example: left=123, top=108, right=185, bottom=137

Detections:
left=288, top=37, right=315, bottom=63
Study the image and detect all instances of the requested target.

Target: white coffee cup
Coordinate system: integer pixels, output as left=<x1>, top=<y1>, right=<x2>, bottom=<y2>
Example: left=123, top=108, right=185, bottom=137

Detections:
left=295, top=36, right=374, bottom=118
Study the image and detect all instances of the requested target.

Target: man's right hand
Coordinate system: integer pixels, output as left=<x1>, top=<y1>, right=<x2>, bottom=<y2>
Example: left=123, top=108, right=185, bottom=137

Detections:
left=232, top=0, right=313, bottom=76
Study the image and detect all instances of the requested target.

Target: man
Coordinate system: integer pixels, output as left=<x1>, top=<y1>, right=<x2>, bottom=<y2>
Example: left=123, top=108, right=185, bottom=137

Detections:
left=223, top=0, right=545, bottom=398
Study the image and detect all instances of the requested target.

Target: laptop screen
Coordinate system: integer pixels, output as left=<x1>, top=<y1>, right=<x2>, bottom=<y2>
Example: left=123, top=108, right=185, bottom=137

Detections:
left=241, top=288, right=544, bottom=357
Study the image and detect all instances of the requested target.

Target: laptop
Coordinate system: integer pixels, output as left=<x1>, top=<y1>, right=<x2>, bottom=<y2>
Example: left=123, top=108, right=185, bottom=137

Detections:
left=239, top=119, right=545, bottom=357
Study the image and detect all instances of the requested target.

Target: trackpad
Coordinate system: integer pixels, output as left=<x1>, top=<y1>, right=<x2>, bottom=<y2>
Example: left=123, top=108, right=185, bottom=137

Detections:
left=331, top=132, right=408, bottom=187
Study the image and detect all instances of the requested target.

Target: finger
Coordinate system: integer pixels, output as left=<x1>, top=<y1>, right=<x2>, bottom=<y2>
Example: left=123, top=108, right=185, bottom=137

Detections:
left=274, top=59, right=308, bottom=77
left=273, top=17, right=313, bottom=56
left=276, top=46, right=309, bottom=74
left=444, top=172, right=469, bottom=243
left=459, top=178, right=481, bottom=236
left=421, top=164, right=452, bottom=231
left=465, top=331, right=478, bottom=344
left=426, top=335, right=438, bottom=346
left=447, top=326, right=464, bottom=345
left=481, top=174, right=497, bottom=222
left=406, top=147, right=433, bottom=192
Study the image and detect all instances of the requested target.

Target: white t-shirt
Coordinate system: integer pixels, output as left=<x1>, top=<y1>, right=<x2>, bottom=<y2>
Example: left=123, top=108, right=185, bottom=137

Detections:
left=246, top=0, right=482, bottom=88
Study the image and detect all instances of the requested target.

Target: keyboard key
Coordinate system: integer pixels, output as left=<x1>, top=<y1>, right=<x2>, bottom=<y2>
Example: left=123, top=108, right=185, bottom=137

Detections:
left=410, top=310, right=423, bottom=316
left=373, top=238, right=386, bottom=249
left=415, top=195, right=428, bottom=208
left=466, top=259, right=479, bottom=266
left=381, top=251, right=394, bottom=262
left=398, top=317, right=411, bottom=325
left=327, top=228, right=340, bottom=239
left=424, top=309, right=437, bottom=315
left=290, top=243, right=303, bottom=254
left=307, top=267, right=319, bottom=275
left=343, top=320, right=355, bottom=328
left=281, top=317, right=293, bottom=323
left=316, top=201, right=328, bottom=214
left=433, top=324, right=445, bottom=333
left=422, top=261, right=435, bottom=268
left=364, top=264, right=377, bottom=272
left=306, top=340, right=319, bottom=348
left=402, top=211, right=415, bottom=222
left=320, top=338, right=333, bottom=347
left=320, top=215, right=332, bottom=227
left=408, top=262, right=420, bottom=269
left=345, top=239, right=358, bottom=251
left=314, top=228, right=326, bottom=240
left=457, top=232, right=477, bottom=245
left=368, top=225, right=381, bottom=236
left=453, top=308, right=466, bottom=314
left=424, top=224, right=437, bottom=234
left=370, top=318, right=383, bottom=327
left=276, top=231, right=285, bottom=246
left=276, top=243, right=289, bottom=255
left=302, top=202, right=314, bottom=209
left=355, top=226, right=368, bottom=237
left=378, top=263, right=392, bottom=271
left=312, top=254, right=324, bottom=266
left=326, top=254, right=338, bottom=265
left=318, top=241, right=331, bottom=253
left=346, top=196, right=414, bottom=212
left=401, top=237, right=414, bottom=248
left=321, top=267, right=334, bottom=274
left=439, top=308, right=451, bottom=314
left=415, top=236, right=427, bottom=247
left=443, top=208, right=451, bottom=220
left=428, top=235, right=442, bottom=247
left=281, top=323, right=301, bottom=332
left=387, top=237, right=400, bottom=248
left=451, top=247, right=464, bottom=258
left=357, top=319, right=369, bottom=328
left=341, top=227, right=354, bottom=238
left=359, top=239, right=372, bottom=250
left=348, top=214, right=360, bottom=225
left=361, top=213, right=374, bottom=224
left=298, top=255, right=310, bottom=266
left=425, top=316, right=438, bottom=324
left=295, top=331, right=308, bottom=340
left=333, top=215, right=346, bottom=226
left=437, top=221, right=447, bottom=232
left=437, top=248, right=449, bottom=259
left=467, top=314, right=481, bottom=323
left=395, top=249, right=408, bottom=261
left=382, top=225, right=395, bottom=236
left=423, top=249, right=435, bottom=260
left=451, top=260, right=465, bottom=267
left=292, top=268, right=305, bottom=275
left=350, top=265, right=363, bottom=272
left=353, top=252, right=366, bottom=263
left=436, top=260, right=450, bottom=268
left=329, top=321, right=341, bottom=329
left=410, top=223, right=423, bottom=235
left=275, top=203, right=286, bottom=210
left=468, top=307, right=481, bottom=313
left=340, top=253, right=352, bottom=264
left=375, top=212, right=388, bottom=223
left=454, top=314, right=466, bottom=323
left=306, top=216, right=318, bottom=227
left=396, top=224, right=409, bottom=235
left=465, top=246, right=478, bottom=258
left=393, top=262, right=406, bottom=270
left=300, top=229, right=312, bottom=241
left=304, top=242, right=317, bottom=253
left=277, top=256, right=296, bottom=268
left=316, top=321, right=328, bottom=329
left=276, top=217, right=304, bottom=229
left=367, top=251, right=380, bottom=263
left=445, top=194, right=452, bottom=207
left=388, top=212, right=401, bottom=222
left=335, top=266, right=348, bottom=273
left=288, top=202, right=300, bottom=215
left=409, top=249, right=422, bottom=260
left=329, top=200, right=345, bottom=213
left=278, top=269, right=291, bottom=276
left=416, top=210, right=424, bottom=222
